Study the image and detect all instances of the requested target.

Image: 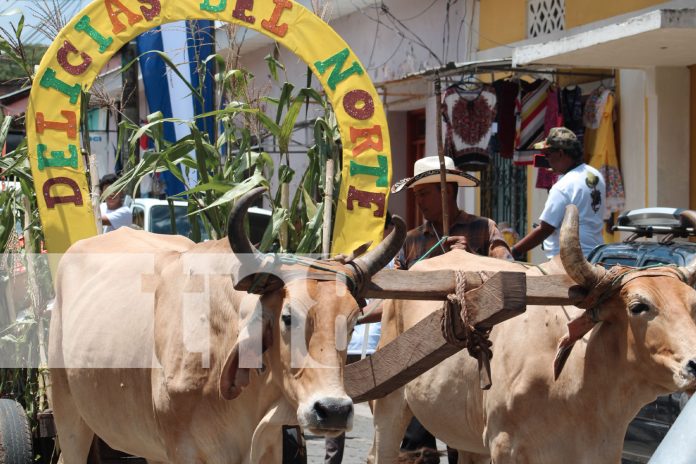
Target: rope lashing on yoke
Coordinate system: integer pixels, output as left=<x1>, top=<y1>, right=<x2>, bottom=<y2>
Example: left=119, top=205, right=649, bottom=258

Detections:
left=440, top=270, right=494, bottom=390
left=554, top=263, right=691, bottom=379
left=244, top=252, right=365, bottom=296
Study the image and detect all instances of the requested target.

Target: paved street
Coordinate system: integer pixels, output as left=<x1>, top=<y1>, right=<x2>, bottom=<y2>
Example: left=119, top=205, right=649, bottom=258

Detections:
left=305, top=403, right=448, bottom=463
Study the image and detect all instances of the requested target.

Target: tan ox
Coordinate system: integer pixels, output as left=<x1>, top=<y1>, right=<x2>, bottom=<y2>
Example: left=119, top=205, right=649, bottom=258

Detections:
left=371, top=205, right=696, bottom=464
left=50, top=187, right=405, bottom=463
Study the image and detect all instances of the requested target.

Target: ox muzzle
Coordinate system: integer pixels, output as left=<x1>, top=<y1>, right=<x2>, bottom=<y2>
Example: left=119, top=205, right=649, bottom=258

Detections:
left=298, top=396, right=354, bottom=435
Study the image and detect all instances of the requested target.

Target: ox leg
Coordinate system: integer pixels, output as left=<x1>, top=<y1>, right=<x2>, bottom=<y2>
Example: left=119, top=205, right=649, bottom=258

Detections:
left=456, top=451, right=490, bottom=464
left=51, top=369, right=96, bottom=464
left=368, top=387, right=412, bottom=464
left=489, top=432, right=529, bottom=464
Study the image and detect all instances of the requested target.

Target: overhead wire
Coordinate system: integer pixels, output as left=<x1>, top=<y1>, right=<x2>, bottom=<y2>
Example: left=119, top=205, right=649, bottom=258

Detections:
left=379, top=2, right=443, bottom=66
left=396, top=0, right=440, bottom=22
left=442, top=0, right=451, bottom=62
left=364, top=0, right=381, bottom=70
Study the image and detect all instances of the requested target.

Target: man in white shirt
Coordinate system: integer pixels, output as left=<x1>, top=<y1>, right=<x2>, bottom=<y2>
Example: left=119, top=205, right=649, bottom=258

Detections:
left=99, top=174, right=133, bottom=233
left=511, top=127, right=605, bottom=260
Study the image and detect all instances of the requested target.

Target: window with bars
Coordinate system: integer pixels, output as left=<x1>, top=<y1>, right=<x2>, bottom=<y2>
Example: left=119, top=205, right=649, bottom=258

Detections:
left=527, top=0, right=565, bottom=38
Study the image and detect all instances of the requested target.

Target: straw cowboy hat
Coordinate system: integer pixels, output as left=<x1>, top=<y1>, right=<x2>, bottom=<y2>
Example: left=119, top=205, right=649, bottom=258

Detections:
left=391, top=155, right=479, bottom=193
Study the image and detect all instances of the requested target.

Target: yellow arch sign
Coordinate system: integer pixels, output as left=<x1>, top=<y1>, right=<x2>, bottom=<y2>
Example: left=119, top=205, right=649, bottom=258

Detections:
left=27, top=0, right=391, bottom=255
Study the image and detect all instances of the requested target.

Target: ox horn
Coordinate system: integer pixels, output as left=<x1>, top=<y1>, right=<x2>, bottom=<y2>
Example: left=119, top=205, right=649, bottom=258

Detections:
left=678, top=210, right=696, bottom=285
left=228, top=186, right=266, bottom=258
left=559, top=204, right=606, bottom=288
left=352, top=215, right=407, bottom=277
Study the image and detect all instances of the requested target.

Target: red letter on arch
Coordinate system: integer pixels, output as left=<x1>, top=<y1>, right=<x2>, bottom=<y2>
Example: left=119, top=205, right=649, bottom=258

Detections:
left=57, top=40, right=92, bottom=76
left=261, top=0, right=292, bottom=38
left=346, top=186, right=385, bottom=217
left=138, top=0, right=161, bottom=21
left=104, top=0, right=143, bottom=34
left=43, top=177, right=84, bottom=208
left=350, top=125, right=383, bottom=157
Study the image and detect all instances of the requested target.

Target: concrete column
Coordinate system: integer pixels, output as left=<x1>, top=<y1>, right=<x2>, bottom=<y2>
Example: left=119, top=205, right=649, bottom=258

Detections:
left=618, top=69, right=648, bottom=210
left=645, top=67, right=690, bottom=208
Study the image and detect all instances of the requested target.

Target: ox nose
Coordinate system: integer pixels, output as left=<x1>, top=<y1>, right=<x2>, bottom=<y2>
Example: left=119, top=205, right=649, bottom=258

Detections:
left=313, top=397, right=353, bottom=429
left=687, top=359, right=696, bottom=378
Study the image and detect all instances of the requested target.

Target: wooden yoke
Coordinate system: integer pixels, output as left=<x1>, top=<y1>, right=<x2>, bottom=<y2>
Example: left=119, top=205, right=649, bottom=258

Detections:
left=364, top=269, right=586, bottom=305
left=345, top=270, right=586, bottom=402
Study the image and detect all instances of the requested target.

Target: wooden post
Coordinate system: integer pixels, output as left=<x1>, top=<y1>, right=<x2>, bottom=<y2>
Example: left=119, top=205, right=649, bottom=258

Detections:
left=434, top=75, right=449, bottom=234
left=322, top=157, right=335, bottom=258
left=90, top=154, right=102, bottom=232
left=345, top=271, right=526, bottom=402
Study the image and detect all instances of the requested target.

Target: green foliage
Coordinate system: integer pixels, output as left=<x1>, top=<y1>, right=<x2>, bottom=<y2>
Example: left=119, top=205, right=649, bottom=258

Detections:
left=0, top=13, right=47, bottom=83
left=113, top=52, right=342, bottom=253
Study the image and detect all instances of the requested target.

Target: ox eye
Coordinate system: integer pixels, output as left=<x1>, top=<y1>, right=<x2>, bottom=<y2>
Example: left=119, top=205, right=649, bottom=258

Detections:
left=629, top=302, right=651, bottom=315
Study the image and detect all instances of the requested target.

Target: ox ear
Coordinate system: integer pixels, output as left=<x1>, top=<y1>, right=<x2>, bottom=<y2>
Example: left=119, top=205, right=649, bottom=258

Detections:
left=219, top=315, right=274, bottom=400
left=553, top=311, right=598, bottom=380
left=233, top=272, right=285, bottom=295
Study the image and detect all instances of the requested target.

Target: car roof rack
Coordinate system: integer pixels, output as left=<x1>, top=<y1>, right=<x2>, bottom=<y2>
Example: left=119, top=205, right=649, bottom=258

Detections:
left=613, top=207, right=696, bottom=242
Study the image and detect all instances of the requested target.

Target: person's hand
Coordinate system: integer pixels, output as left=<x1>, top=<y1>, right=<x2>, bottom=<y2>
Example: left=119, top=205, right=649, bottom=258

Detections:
left=445, top=235, right=470, bottom=252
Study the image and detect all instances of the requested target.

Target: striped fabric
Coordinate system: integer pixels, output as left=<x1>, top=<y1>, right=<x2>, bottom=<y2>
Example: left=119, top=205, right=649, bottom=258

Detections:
left=514, top=79, right=551, bottom=165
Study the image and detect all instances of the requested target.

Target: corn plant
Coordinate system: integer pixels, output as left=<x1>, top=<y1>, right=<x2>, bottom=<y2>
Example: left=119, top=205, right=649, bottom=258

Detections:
left=110, top=52, right=342, bottom=254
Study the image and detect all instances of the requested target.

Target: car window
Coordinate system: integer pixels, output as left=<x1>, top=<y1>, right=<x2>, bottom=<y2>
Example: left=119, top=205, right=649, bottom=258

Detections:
left=249, top=212, right=271, bottom=244
left=149, top=205, right=209, bottom=241
left=642, top=259, right=674, bottom=267
left=132, top=207, right=145, bottom=229
left=596, top=256, right=639, bottom=268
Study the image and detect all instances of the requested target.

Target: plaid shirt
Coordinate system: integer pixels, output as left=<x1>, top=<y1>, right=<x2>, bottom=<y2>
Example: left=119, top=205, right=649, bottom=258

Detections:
left=395, top=210, right=513, bottom=270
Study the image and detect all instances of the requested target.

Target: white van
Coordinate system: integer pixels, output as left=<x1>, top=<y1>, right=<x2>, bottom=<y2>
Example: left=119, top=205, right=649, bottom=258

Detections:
left=131, top=198, right=271, bottom=243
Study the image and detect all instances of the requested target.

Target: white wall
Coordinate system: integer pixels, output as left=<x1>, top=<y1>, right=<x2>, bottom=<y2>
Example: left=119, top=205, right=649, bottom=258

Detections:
left=652, top=67, right=690, bottom=208
left=619, top=69, right=647, bottom=211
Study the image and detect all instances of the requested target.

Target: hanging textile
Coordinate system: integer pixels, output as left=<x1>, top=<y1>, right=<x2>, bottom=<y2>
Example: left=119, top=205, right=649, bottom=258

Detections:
left=584, top=89, right=624, bottom=218
left=536, top=168, right=560, bottom=190
left=534, top=85, right=563, bottom=189
left=544, top=85, right=563, bottom=134
left=561, top=85, right=584, bottom=146
left=442, top=83, right=497, bottom=170
left=493, top=78, right=519, bottom=158
left=583, top=86, right=611, bottom=129
left=514, top=79, right=551, bottom=165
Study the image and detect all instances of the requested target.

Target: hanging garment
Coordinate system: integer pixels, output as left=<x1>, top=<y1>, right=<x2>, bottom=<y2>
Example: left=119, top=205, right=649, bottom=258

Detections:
left=544, top=85, right=563, bottom=134
left=583, top=86, right=611, bottom=129
left=493, top=79, right=520, bottom=158
left=561, top=85, right=585, bottom=147
left=536, top=168, right=560, bottom=190
left=514, top=79, right=551, bottom=165
left=442, top=83, right=497, bottom=169
left=584, top=90, right=624, bottom=219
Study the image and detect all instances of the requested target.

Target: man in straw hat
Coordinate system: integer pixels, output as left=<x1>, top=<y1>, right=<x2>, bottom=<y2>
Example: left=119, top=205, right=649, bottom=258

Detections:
left=390, top=155, right=512, bottom=463
left=392, top=155, right=512, bottom=270
left=510, top=127, right=605, bottom=260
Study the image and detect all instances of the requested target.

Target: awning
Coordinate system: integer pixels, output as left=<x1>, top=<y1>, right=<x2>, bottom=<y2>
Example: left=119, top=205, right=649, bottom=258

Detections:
left=513, top=8, right=696, bottom=69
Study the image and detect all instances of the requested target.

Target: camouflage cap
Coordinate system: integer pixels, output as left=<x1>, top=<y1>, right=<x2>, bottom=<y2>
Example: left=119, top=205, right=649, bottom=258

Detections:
left=533, top=127, right=578, bottom=151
